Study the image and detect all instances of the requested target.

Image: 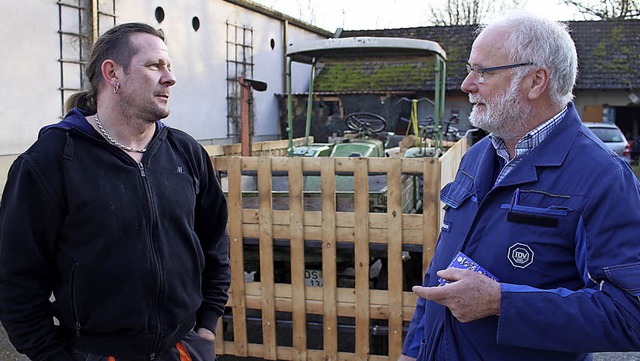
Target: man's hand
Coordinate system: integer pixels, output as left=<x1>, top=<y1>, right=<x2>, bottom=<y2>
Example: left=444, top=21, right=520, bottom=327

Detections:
left=197, top=327, right=216, bottom=342
left=412, top=268, right=501, bottom=323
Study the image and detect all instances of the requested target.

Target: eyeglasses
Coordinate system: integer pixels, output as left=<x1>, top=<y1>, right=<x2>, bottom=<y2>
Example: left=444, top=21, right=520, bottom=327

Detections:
left=466, top=62, right=535, bottom=77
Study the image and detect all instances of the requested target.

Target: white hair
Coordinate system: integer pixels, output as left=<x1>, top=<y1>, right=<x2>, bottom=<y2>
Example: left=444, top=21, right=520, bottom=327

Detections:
left=478, top=11, right=578, bottom=108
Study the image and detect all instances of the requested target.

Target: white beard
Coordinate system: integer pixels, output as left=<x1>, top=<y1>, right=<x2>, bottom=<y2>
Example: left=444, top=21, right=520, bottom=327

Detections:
left=469, top=75, right=534, bottom=140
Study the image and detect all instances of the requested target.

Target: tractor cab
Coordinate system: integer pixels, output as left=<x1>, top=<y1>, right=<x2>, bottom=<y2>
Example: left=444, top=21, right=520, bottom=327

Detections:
left=285, top=36, right=447, bottom=158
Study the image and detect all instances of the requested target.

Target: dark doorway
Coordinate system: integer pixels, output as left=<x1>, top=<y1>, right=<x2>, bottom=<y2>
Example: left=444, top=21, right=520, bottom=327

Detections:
left=615, top=106, right=640, bottom=141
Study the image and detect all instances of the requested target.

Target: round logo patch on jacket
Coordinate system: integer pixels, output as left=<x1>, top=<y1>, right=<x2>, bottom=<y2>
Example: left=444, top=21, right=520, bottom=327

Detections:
left=508, top=243, right=534, bottom=268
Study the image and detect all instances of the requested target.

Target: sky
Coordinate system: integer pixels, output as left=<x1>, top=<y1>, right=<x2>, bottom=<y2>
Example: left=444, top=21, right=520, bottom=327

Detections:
left=251, top=0, right=587, bottom=31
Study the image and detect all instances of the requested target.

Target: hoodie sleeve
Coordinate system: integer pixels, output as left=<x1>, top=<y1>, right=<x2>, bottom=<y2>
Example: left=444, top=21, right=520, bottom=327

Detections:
left=0, top=155, right=74, bottom=361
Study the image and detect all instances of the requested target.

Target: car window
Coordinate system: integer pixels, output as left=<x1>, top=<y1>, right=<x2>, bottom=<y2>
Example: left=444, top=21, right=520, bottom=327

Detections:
left=589, top=127, right=625, bottom=142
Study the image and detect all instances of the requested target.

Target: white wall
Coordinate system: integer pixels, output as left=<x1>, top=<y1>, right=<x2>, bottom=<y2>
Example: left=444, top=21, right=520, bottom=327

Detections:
left=0, top=0, right=62, bottom=155
left=116, top=0, right=325, bottom=143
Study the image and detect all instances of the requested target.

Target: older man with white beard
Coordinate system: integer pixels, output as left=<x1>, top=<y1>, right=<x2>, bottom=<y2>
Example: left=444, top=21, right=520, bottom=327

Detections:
left=398, top=10, right=640, bottom=361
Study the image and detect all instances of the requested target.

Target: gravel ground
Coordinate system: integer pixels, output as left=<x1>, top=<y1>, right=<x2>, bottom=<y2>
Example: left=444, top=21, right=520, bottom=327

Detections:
left=0, top=325, right=27, bottom=361
left=0, top=322, right=638, bottom=361
left=593, top=353, right=640, bottom=361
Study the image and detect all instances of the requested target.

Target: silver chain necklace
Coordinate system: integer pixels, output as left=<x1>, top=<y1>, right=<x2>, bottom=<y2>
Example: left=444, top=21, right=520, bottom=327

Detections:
left=94, top=113, right=147, bottom=153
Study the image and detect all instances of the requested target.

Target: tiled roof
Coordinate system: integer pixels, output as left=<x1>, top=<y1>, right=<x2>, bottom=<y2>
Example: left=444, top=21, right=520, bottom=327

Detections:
left=570, top=20, right=640, bottom=90
left=334, top=20, right=640, bottom=92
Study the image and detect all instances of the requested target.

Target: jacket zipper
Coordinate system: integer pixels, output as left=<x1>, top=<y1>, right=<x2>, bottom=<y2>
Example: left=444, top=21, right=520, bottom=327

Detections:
left=138, top=162, right=163, bottom=359
left=70, top=263, right=82, bottom=337
left=67, top=126, right=167, bottom=357
left=138, top=162, right=146, bottom=177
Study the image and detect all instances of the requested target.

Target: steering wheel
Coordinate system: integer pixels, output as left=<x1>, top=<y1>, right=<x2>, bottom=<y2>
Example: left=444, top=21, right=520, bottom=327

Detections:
left=344, top=113, right=387, bottom=133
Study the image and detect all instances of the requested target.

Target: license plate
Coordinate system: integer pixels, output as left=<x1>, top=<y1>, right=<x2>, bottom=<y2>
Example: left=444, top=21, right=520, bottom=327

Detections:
left=304, top=269, right=322, bottom=287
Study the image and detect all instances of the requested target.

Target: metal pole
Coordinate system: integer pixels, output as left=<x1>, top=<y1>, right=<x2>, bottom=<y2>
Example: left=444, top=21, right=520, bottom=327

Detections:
left=282, top=20, right=288, bottom=95
left=304, top=60, right=316, bottom=146
left=440, top=58, right=447, bottom=152
left=433, top=57, right=441, bottom=154
left=287, top=57, right=294, bottom=156
left=239, top=77, right=251, bottom=156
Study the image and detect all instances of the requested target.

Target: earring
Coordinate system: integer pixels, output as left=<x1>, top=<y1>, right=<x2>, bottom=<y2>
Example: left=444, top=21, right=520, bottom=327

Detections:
left=114, top=82, right=119, bottom=94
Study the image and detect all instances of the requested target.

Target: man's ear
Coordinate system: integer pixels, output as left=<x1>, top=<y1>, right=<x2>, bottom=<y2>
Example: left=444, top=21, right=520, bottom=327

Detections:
left=527, top=67, right=551, bottom=100
left=100, top=59, right=120, bottom=89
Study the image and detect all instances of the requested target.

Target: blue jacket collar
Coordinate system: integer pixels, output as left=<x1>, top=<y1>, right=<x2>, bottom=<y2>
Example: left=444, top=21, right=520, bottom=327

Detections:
left=480, top=102, right=582, bottom=188
left=526, top=102, right=581, bottom=167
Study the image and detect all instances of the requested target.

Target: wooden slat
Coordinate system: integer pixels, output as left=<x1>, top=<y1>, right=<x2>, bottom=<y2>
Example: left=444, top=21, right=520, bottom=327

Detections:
left=239, top=209, right=439, bottom=245
left=240, top=283, right=418, bottom=319
left=215, top=316, right=224, bottom=355
left=353, top=158, right=370, bottom=360
left=241, top=223, right=431, bottom=246
left=439, top=136, right=467, bottom=225
left=320, top=158, right=338, bottom=360
left=242, top=208, right=427, bottom=228
left=258, top=157, right=277, bottom=360
left=227, top=157, right=248, bottom=356
left=288, top=157, right=308, bottom=361
left=205, top=137, right=311, bottom=157
left=385, top=158, right=404, bottom=360
left=422, top=158, right=440, bottom=274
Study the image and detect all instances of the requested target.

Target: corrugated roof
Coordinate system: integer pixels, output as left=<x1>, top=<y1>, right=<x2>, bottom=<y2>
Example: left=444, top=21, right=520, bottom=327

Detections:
left=337, top=20, right=640, bottom=92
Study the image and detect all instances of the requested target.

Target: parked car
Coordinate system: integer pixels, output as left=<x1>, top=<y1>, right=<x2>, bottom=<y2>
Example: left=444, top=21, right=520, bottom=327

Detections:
left=583, top=122, right=631, bottom=163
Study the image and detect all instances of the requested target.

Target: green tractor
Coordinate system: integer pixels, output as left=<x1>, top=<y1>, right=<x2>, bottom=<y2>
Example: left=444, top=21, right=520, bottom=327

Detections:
left=285, top=36, right=447, bottom=160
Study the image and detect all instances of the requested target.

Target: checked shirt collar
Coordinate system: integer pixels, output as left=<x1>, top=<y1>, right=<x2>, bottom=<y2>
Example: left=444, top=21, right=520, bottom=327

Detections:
left=490, top=106, right=568, bottom=185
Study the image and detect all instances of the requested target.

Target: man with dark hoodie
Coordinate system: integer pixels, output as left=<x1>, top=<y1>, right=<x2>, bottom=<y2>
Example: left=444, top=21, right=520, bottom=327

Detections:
left=0, top=23, right=230, bottom=361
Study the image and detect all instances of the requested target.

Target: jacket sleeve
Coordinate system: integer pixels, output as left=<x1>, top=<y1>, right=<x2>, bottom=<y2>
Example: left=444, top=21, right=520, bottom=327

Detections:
left=402, top=272, right=429, bottom=358
left=497, top=164, right=640, bottom=352
left=0, top=156, right=74, bottom=361
left=194, top=148, right=231, bottom=333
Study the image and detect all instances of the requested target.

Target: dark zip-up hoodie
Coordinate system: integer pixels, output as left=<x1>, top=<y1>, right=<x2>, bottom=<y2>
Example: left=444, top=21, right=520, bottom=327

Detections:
left=0, top=108, right=230, bottom=360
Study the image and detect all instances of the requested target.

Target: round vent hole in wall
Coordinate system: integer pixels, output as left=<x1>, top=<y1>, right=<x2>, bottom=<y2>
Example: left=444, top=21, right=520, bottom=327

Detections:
left=155, top=7, right=165, bottom=23
left=192, top=17, right=200, bottom=31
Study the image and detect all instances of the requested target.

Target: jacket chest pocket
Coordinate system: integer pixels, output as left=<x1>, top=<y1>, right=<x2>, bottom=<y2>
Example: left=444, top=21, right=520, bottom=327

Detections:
left=434, top=180, right=479, bottom=270
left=503, top=203, right=568, bottom=228
left=501, top=189, right=583, bottom=230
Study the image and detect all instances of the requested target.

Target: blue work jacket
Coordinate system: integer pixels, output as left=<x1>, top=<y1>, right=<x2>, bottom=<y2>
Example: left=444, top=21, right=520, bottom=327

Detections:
left=403, top=103, right=640, bottom=361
